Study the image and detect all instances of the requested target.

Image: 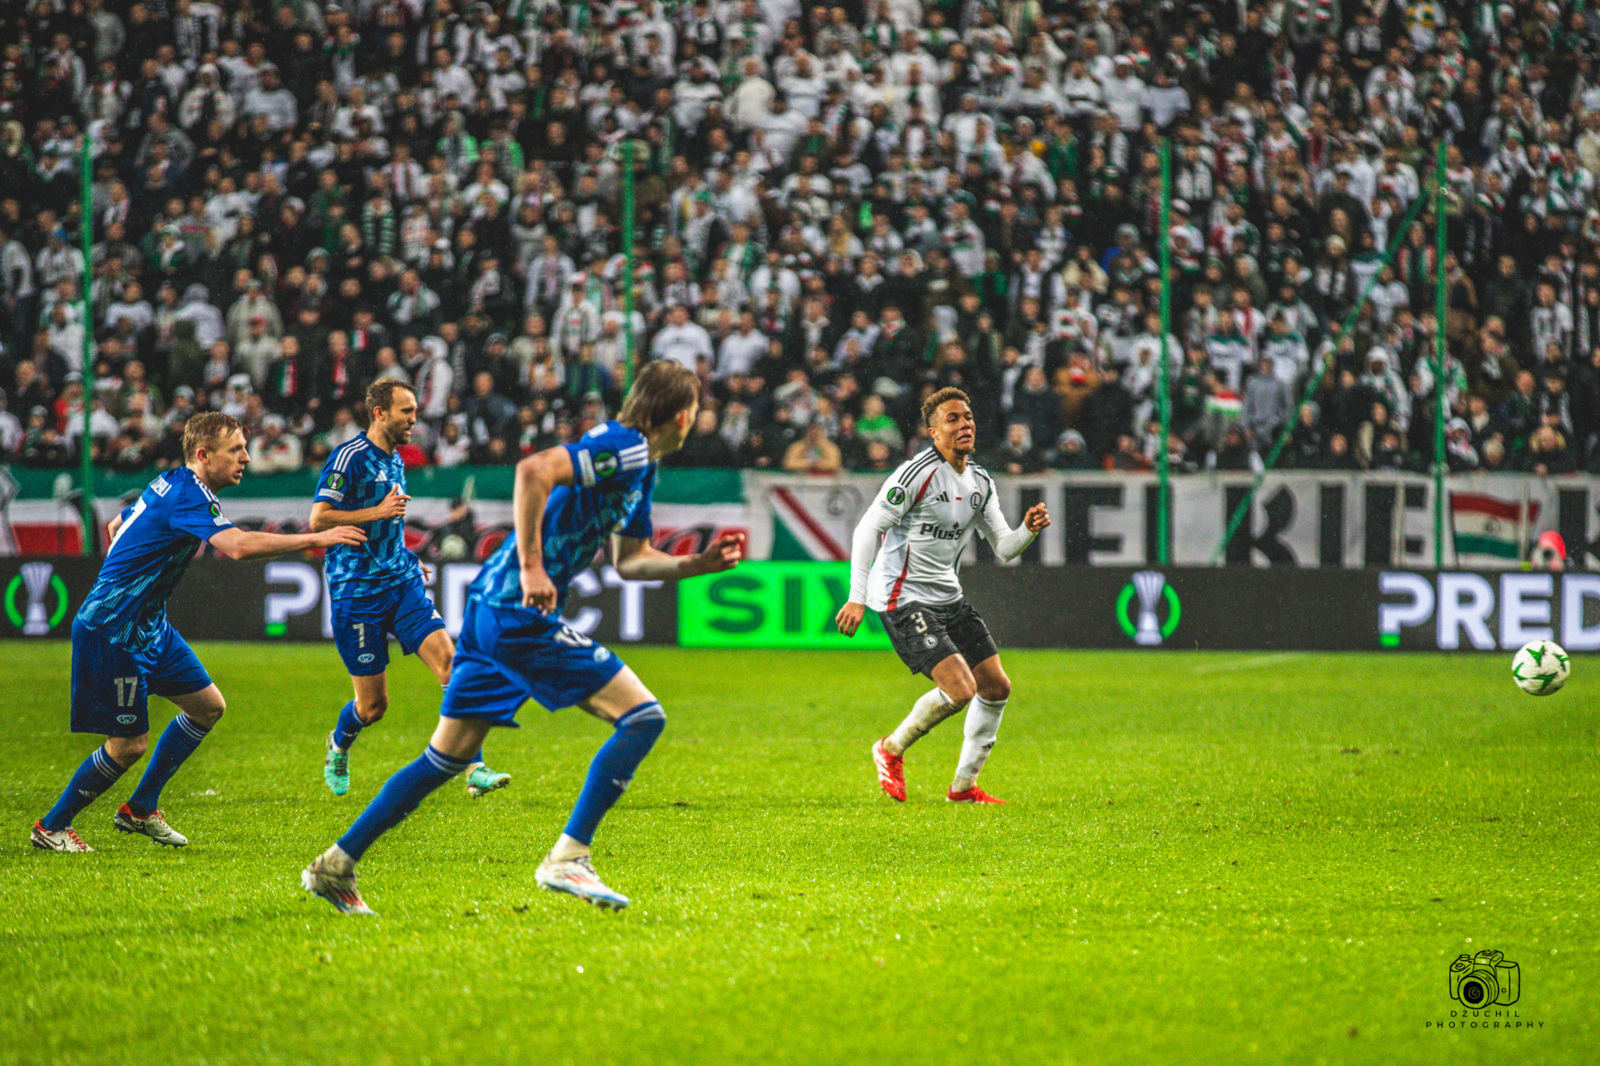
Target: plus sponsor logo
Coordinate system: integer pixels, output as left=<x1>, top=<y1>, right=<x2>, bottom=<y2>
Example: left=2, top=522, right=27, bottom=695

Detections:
left=916, top=523, right=963, bottom=541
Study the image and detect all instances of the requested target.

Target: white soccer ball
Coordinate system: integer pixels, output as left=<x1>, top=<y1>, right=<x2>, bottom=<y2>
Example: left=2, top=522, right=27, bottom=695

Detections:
left=1511, top=640, right=1570, bottom=696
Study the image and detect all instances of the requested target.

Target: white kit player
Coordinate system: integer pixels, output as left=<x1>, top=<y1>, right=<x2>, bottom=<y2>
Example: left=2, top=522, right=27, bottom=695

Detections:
left=836, top=387, right=1051, bottom=804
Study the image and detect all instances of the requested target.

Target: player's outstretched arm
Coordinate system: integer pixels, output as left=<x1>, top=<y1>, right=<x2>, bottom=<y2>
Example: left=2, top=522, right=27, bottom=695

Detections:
left=209, top=524, right=366, bottom=561
left=978, top=499, right=1052, bottom=561
left=837, top=499, right=898, bottom=636
left=513, top=445, right=576, bottom=612
left=611, top=532, right=744, bottom=581
left=308, top=485, right=410, bottom=530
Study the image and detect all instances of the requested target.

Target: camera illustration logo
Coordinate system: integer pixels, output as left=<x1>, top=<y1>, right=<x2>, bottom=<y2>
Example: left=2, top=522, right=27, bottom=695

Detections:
left=1449, top=949, right=1520, bottom=1007
left=1116, top=571, right=1180, bottom=646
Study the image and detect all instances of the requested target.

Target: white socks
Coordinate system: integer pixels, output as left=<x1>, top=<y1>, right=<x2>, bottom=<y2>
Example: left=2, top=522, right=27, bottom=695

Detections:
left=548, top=833, right=589, bottom=863
left=886, top=687, right=963, bottom=755
left=951, top=696, right=1006, bottom=793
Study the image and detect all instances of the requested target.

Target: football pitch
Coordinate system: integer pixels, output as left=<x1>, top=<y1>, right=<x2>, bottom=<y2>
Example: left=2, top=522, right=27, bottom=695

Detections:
left=1, top=643, right=1595, bottom=1066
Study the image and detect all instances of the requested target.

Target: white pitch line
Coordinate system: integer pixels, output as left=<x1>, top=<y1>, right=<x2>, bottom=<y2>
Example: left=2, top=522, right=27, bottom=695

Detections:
left=1191, top=652, right=1307, bottom=675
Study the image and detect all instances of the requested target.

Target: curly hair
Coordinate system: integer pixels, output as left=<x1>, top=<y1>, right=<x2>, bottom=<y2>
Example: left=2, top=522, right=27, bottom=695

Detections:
left=921, top=386, right=972, bottom=427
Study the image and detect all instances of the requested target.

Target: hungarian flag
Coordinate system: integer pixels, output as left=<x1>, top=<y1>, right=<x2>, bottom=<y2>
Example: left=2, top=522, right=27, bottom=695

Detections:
left=1450, top=492, right=1537, bottom=563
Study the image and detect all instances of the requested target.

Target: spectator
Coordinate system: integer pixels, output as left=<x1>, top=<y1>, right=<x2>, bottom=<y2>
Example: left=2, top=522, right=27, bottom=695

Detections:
left=0, top=388, right=21, bottom=458
left=651, top=304, right=715, bottom=371
left=463, top=370, right=516, bottom=456
left=1242, top=357, right=1293, bottom=451
left=992, top=422, right=1045, bottom=475
left=248, top=414, right=303, bottom=474
left=781, top=420, right=842, bottom=475
left=1079, top=365, right=1135, bottom=462
left=1520, top=425, right=1576, bottom=476
left=1208, top=426, right=1264, bottom=473
left=675, top=407, right=739, bottom=467
left=433, top=419, right=470, bottom=469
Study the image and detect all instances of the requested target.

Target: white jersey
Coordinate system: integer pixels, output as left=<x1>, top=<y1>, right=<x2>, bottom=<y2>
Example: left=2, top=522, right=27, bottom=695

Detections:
left=862, top=449, right=1011, bottom=611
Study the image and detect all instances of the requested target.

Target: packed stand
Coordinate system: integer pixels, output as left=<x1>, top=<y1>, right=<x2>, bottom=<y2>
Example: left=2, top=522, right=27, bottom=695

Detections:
left=3, top=0, right=1600, bottom=479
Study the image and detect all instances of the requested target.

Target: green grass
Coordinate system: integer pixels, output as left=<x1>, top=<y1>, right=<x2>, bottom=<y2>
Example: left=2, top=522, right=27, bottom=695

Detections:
left=1, top=644, right=1596, bottom=1066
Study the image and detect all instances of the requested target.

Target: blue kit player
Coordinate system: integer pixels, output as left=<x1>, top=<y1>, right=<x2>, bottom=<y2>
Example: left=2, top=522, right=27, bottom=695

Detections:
left=302, top=361, right=744, bottom=913
left=312, top=381, right=508, bottom=799
left=32, top=413, right=365, bottom=852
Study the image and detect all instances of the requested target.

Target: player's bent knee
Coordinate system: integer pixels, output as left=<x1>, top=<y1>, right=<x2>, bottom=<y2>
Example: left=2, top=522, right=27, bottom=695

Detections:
left=979, top=675, right=1011, bottom=702
left=107, top=735, right=148, bottom=765
left=190, top=696, right=225, bottom=728
left=944, top=680, right=978, bottom=707
left=618, top=701, right=667, bottom=740
left=359, top=698, right=389, bottom=723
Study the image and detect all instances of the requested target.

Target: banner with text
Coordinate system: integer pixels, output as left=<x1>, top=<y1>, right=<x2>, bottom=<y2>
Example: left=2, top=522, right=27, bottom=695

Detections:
left=745, top=472, right=1600, bottom=569
left=8, top=556, right=1595, bottom=653
left=0, top=556, right=677, bottom=645
left=675, top=562, right=1600, bottom=652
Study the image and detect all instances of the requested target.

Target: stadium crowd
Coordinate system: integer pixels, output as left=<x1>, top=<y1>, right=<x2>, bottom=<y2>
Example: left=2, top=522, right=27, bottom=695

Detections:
left=2, top=0, right=1600, bottom=479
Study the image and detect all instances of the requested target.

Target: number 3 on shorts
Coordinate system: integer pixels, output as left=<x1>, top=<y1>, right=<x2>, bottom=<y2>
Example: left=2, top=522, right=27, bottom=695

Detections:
left=910, top=611, right=928, bottom=634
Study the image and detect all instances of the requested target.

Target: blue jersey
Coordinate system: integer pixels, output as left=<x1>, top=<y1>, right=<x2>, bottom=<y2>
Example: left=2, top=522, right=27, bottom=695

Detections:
left=76, top=467, right=235, bottom=651
left=470, top=421, right=654, bottom=613
left=315, top=435, right=420, bottom=598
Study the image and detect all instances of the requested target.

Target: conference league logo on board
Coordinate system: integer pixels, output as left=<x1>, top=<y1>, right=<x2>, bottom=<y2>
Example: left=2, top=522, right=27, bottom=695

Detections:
left=1116, top=570, right=1180, bottom=646
left=5, top=562, right=70, bottom=636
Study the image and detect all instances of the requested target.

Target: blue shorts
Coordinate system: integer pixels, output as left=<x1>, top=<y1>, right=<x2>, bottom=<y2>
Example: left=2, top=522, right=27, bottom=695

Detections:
left=70, top=618, right=213, bottom=737
left=439, top=599, right=625, bottom=726
left=330, top=578, right=447, bottom=677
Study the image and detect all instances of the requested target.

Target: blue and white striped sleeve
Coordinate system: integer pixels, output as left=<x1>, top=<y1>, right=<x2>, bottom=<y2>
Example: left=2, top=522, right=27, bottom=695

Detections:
left=565, top=426, right=651, bottom=487
left=315, top=445, right=359, bottom=505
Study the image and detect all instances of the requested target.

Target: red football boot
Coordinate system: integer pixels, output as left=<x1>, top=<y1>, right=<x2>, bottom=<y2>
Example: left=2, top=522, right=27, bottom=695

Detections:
left=946, top=785, right=1007, bottom=804
left=872, top=738, right=906, bottom=801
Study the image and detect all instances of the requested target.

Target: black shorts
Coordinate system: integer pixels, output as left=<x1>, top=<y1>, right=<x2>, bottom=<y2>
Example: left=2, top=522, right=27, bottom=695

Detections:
left=880, top=600, right=999, bottom=677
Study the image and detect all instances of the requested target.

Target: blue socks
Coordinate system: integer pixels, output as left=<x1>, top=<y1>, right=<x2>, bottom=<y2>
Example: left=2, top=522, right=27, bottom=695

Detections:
left=332, top=700, right=365, bottom=750
left=127, top=713, right=210, bottom=816
left=336, top=745, right=469, bottom=861
left=41, top=745, right=129, bottom=831
left=563, top=702, right=667, bottom=846
left=329, top=703, right=662, bottom=864
left=334, top=700, right=485, bottom=763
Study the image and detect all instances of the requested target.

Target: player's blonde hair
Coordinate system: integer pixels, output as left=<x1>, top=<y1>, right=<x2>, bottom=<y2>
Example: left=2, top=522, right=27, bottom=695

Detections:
left=182, top=412, right=243, bottom=461
left=921, top=386, right=972, bottom=427
left=619, top=360, right=699, bottom=431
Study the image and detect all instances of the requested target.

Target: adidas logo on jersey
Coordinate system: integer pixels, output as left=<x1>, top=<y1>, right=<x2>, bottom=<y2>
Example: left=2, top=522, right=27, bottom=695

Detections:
left=932, top=491, right=950, bottom=503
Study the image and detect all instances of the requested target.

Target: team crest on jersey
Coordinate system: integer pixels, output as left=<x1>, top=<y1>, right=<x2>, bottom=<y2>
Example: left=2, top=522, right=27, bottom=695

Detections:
left=593, top=450, right=619, bottom=478
left=326, top=472, right=345, bottom=491
left=970, top=492, right=982, bottom=508
left=886, top=486, right=905, bottom=506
